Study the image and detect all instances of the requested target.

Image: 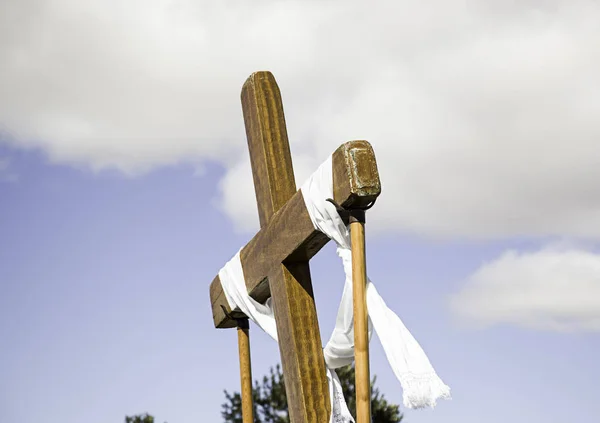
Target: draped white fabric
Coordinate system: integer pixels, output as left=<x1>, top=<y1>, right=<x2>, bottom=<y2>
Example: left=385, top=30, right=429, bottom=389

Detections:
left=219, top=251, right=354, bottom=422
left=218, top=152, right=451, bottom=422
left=301, top=155, right=451, bottom=410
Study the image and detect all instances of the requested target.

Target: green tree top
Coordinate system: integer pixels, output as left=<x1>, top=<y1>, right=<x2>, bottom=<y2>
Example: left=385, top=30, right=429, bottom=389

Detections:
left=125, top=414, right=154, bottom=423
left=222, top=364, right=403, bottom=423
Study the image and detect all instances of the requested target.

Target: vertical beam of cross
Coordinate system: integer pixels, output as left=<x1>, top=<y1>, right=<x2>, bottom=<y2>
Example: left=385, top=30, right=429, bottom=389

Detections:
left=241, top=71, right=331, bottom=422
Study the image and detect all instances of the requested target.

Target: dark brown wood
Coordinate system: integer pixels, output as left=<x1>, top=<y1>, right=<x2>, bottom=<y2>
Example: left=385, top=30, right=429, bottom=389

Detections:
left=208, top=71, right=381, bottom=423
left=270, top=262, right=332, bottom=422
left=241, top=71, right=297, bottom=227
left=243, top=71, right=329, bottom=423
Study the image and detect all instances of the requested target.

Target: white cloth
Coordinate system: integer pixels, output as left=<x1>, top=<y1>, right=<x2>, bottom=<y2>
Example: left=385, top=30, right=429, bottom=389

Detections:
left=219, top=251, right=354, bottom=422
left=219, top=250, right=278, bottom=341
left=218, top=152, right=451, bottom=422
left=302, top=155, right=451, bottom=410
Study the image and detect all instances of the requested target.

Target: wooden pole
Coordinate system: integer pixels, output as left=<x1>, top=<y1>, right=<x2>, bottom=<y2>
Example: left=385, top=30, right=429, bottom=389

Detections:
left=237, top=319, right=254, bottom=423
left=350, top=211, right=371, bottom=423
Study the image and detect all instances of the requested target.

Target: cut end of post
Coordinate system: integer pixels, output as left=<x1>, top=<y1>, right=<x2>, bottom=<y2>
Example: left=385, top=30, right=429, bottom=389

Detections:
left=241, top=71, right=277, bottom=98
left=333, top=140, right=381, bottom=210
left=241, top=71, right=278, bottom=124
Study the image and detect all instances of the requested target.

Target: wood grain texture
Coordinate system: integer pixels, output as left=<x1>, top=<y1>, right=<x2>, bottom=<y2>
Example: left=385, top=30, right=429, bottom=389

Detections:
left=332, top=140, right=380, bottom=210
left=242, top=71, right=329, bottom=422
left=237, top=320, right=254, bottom=423
left=351, top=221, right=371, bottom=423
left=270, top=262, right=331, bottom=423
left=241, top=71, right=296, bottom=227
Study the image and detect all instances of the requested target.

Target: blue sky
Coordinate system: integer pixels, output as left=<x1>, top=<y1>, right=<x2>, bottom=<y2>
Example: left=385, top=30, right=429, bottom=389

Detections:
left=2, top=144, right=599, bottom=423
left=2, top=1, right=600, bottom=422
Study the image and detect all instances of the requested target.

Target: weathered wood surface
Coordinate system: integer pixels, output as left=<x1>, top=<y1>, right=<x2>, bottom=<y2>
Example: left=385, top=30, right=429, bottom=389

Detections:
left=245, top=71, right=326, bottom=422
left=208, top=71, right=381, bottom=423
left=241, top=71, right=297, bottom=228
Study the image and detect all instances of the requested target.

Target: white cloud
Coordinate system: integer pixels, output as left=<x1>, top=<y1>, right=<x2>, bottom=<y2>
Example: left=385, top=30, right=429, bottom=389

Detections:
left=2, top=1, right=600, bottom=237
left=215, top=152, right=319, bottom=233
left=449, top=244, right=600, bottom=332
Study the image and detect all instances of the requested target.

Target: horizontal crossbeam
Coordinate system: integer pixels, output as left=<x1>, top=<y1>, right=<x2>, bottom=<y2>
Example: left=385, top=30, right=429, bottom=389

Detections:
left=209, top=140, right=380, bottom=328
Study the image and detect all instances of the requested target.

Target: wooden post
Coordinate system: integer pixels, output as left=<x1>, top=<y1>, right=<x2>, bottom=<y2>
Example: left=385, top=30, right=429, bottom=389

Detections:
left=237, top=319, right=254, bottom=423
left=350, top=211, right=371, bottom=423
left=240, top=72, right=330, bottom=422
left=208, top=71, right=382, bottom=423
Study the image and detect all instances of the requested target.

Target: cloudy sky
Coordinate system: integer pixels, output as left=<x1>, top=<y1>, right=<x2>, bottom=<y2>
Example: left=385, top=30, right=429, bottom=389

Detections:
left=1, top=1, right=599, bottom=422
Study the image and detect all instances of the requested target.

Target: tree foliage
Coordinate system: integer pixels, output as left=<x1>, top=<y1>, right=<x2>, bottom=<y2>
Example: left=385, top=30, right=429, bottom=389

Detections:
left=222, top=364, right=403, bottom=423
left=124, top=414, right=155, bottom=423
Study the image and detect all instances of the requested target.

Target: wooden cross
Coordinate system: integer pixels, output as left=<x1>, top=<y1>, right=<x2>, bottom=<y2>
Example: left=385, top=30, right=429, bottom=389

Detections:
left=209, top=71, right=381, bottom=422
